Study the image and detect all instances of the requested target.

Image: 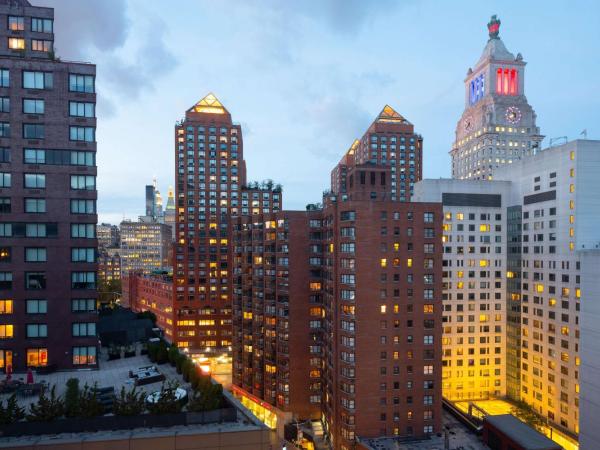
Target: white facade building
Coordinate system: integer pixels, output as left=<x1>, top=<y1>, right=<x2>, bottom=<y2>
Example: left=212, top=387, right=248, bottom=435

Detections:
left=450, top=16, right=543, bottom=180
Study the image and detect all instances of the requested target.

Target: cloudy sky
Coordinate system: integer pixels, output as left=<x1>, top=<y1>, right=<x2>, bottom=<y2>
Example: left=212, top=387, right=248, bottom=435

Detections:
left=39, top=0, right=600, bottom=224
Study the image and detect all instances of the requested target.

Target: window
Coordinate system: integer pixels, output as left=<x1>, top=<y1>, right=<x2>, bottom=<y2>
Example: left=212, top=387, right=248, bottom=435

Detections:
left=70, top=199, right=95, bottom=214
left=23, top=99, right=44, bottom=114
left=8, top=37, right=25, bottom=50
left=0, top=96, right=9, bottom=112
left=0, top=324, right=13, bottom=338
left=31, top=18, right=53, bottom=33
left=26, top=348, right=47, bottom=367
left=26, top=299, right=47, bottom=314
left=424, top=212, right=434, bottom=223
left=0, top=148, right=9, bottom=163
left=73, top=346, right=96, bottom=365
left=69, top=74, right=94, bottom=93
left=24, top=198, right=46, bottom=213
left=23, top=124, right=45, bottom=139
left=25, top=224, right=46, bottom=237
left=25, top=247, right=47, bottom=262
left=26, top=323, right=47, bottom=338
left=70, top=175, right=95, bottom=190
left=23, top=71, right=53, bottom=89
left=0, top=122, right=10, bottom=137
left=0, top=69, right=8, bottom=87
left=24, top=148, right=45, bottom=164
left=70, top=126, right=95, bottom=142
left=0, top=272, right=12, bottom=289
left=72, top=322, right=96, bottom=337
left=8, top=16, right=24, bottom=31
left=71, top=248, right=95, bottom=262
left=72, top=298, right=96, bottom=312
left=70, top=150, right=95, bottom=166
left=24, top=173, right=45, bottom=188
left=71, top=223, right=95, bottom=238
left=71, top=271, right=96, bottom=289
left=31, top=40, right=52, bottom=52
left=0, top=299, right=12, bottom=314
left=0, top=247, right=9, bottom=262
left=496, top=67, right=518, bottom=95
left=340, top=211, right=356, bottom=221
left=0, top=172, right=10, bottom=187
left=0, top=198, right=9, bottom=213
left=0, top=224, right=12, bottom=237
left=25, top=272, right=46, bottom=290
left=69, top=101, right=95, bottom=117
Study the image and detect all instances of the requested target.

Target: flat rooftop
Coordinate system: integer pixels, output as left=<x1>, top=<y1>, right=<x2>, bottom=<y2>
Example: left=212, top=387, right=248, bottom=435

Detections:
left=358, top=411, right=488, bottom=450
left=485, top=415, right=562, bottom=450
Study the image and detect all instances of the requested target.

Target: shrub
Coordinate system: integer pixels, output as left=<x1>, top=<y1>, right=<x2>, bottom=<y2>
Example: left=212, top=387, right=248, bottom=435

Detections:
left=27, top=386, right=64, bottom=422
left=168, top=346, right=179, bottom=366
left=64, top=378, right=80, bottom=417
left=156, top=343, right=169, bottom=364
left=148, top=343, right=159, bottom=362
left=182, top=358, right=193, bottom=382
left=146, top=381, right=182, bottom=415
left=113, top=386, right=145, bottom=416
left=176, top=353, right=187, bottom=374
left=78, top=384, right=105, bottom=418
left=0, top=394, right=25, bottom=424
left=187, top=383, right=223, bottom=412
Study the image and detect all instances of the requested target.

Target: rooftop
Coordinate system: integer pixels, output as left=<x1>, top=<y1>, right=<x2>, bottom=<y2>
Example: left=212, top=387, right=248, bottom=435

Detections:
left=485, top=415, right=562, bottom=450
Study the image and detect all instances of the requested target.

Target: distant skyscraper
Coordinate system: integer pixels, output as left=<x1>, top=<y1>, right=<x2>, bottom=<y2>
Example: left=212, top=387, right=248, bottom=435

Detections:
left=450, top=16, right=543, bottom=180
left=164, top=185, right=176, bottom=239
left=119, top=220, right=171, bottom=275
left=0, top=0, right=98, bottom=371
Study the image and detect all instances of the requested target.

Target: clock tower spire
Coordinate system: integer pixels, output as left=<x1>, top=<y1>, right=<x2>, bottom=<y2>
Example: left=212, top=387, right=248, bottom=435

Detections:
left=449, top=16, right=544, bottom=180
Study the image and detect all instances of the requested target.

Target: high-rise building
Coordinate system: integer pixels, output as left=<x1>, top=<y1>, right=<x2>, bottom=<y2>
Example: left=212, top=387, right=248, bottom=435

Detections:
left=232, top=210, right=323, bottom=434
left=0, top=0, right=98, bottom=371
left=331, top=105, right=422, bottom=201
left=97, top=222, right=119, bottom=249
left=172, top=93, right=281, bottom=353
left=145, top=184, right=156, bottom=219
left=119, top=220, right=171, bottom=275
left=97, top=248, right=121, bottom=285
left=450, top=16, right=543, bottom=180
left=164, top=185, right=176, bottom=239
left=322, top=164, right=442, bottom=449
left=413, top=179, right=513, bottom=402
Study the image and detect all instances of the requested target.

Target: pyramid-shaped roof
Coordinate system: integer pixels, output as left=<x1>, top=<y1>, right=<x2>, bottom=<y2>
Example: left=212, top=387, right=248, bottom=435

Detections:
left=189, top=93, right=228, bottom=115
left=376, top=105, right=411, bottom=124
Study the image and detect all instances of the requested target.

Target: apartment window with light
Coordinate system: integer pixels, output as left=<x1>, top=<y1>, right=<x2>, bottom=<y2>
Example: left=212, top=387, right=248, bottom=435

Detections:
left=73, top=346, right=96, bottom=365
left=0, top=299, right=12, bottom=314
left=8, top=37, right=25, bottom=50
left=0, top=324, right=13, bottom=338
left=27, top=348, right=47, bottom=367
left=31, top=40, right=52, bottom=52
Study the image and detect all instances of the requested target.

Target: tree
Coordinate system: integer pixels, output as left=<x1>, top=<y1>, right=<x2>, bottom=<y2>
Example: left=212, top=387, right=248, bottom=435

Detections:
left=182, top=358, right=193, bottom=382
left=156, top=342, right=169, bottom=364
left=27, top=386, right=64, bottom=422
left=137, top=310, right=157, bottom=326
left=98, top=279, right=122, bottom=306
left=511, top=400, right=546, bottom=432
left=78, top=384, right=105, bottom=418
left=176, top=353, right=187, bottom=374
left=64, top=378, right=80, bottom=417
left=113, top=386, right=145, bottom=416
left=188, top=383, right=223, bottom=412
left=0, top=394, right=25, bottom=424
left=168, top=346, right=180, bottom=366
left=146, top=381, right=182, bottom=415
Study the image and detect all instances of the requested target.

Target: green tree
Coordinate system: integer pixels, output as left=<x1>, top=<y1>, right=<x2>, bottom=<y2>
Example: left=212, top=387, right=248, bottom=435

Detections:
left=168, top=346, right=179, bottom=366
left=187, top=384, right=223, bottom=412
left=78, top=384, right=105, bottom=418
left=64, top=378, right=80, bottom=417
left=146, top=381, right=182, bottom=415
left=27, top=386, right=64, bottom=422
left=156, top=343, right=168, bottom=364
left=113, top=386, right=146, bottom=416
left=136, top=310, right=157, bottom=325
left=175, top=353, right=187, bottom=374
left=0, top=394, right=25, bottom=424
left=182, top=358, right=193, bottom=382
left=98, top=279, right=122, bottom=306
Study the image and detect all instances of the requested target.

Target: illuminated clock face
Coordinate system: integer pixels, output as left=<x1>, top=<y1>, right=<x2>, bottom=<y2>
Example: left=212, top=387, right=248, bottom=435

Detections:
left=506, top=106, right=522, bottom=124
left=463, top=115, right=473, bottom=132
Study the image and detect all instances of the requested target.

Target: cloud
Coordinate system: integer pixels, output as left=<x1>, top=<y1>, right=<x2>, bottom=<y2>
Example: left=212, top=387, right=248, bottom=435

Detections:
left=38, top=0, right=178, bottom=112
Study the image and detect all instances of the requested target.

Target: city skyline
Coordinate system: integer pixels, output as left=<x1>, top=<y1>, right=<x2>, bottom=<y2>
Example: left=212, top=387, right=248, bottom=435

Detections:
left=36, top=0, right=600, bottom=224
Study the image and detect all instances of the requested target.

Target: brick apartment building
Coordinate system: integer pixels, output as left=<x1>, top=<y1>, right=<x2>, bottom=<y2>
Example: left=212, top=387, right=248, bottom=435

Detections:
left=0, top=0, right=98, bottom=371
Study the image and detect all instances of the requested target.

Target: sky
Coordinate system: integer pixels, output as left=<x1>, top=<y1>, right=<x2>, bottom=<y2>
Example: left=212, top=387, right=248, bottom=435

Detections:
left=39, top=0, right=600, bottom=224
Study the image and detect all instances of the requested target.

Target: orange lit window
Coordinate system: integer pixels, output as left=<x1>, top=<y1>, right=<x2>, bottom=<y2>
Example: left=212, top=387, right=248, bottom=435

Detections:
left=407, top=258, right=412, bottom=268
left=0, top=300, right=12, bottom=314
left=26, top=348, right=47, bottom=367
left=8, top=38, right=25, bottom=50
left=309, top=282, right=321, bottom=291
left=423, top=304, right=434, bottom=313
left=380, top=258, right=387, bottom=268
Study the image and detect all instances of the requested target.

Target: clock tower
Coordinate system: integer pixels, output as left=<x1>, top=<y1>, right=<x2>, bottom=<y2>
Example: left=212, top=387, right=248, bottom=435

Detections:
left=450, top=15, right=544, bottom=179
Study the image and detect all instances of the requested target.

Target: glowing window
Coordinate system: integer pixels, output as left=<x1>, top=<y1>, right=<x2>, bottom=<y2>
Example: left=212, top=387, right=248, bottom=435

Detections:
left=380, top=305, right=387, bottom=314
left=380, top=258, right=387, bottom=268
left=8, top=38, right=25, bottom=50
left=407, top=258, right=413, bottom=268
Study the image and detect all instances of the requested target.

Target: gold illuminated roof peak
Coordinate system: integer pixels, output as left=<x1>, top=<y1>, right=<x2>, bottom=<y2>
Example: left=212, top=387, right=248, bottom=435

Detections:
left=192, top=93, right=227, bottom=114
left=377, top=104, right=410, bottom=124
left=347, top=139, right=360, bottom=155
